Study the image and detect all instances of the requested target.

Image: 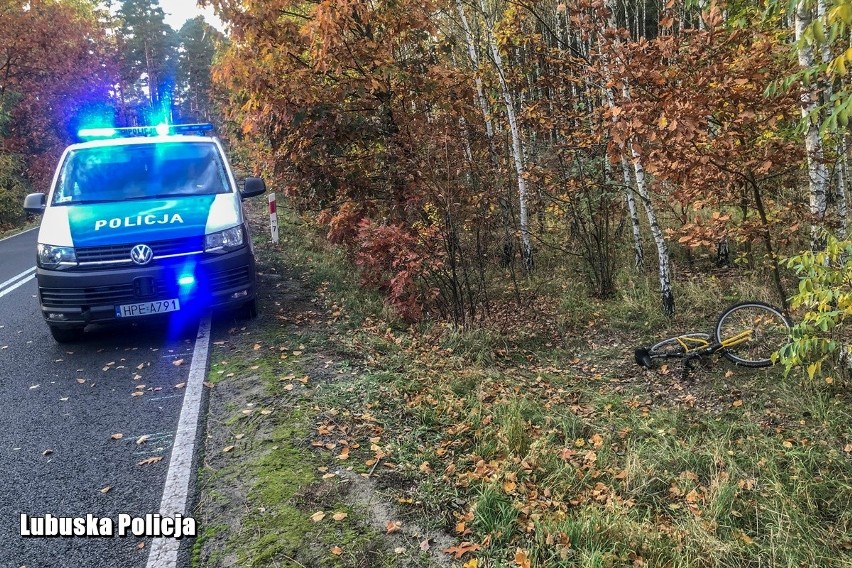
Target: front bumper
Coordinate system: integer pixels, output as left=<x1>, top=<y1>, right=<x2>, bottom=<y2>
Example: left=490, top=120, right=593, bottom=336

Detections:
left=36, top=247, right=256, bottom=327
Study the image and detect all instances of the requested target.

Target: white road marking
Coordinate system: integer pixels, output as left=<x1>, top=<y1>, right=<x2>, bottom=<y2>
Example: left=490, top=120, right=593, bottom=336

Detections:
left=0, top=226, right=37, bottom=243
left=0, top=266, right=35, bottom=291
left=0, top=268, right=36, bottom=299
left=146, top=315, right=211, bottom=568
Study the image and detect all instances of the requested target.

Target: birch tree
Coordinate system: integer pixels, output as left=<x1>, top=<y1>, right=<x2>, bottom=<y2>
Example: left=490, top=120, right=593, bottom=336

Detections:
left=477, top=0, right=534, bottom=272
left=603, top=0, right=674, bottom=313
left=795, top=0, right=829, bottom=247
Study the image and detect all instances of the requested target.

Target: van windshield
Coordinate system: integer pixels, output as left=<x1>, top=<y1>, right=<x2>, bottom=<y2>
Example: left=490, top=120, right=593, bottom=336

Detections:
left=52, top=142, right=231, bottom=205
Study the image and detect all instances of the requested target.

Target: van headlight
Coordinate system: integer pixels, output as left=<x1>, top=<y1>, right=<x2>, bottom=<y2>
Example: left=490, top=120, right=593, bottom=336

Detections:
left=37, top=244, right=77, bottom=269
left=205, top=226, right=244, bottom=253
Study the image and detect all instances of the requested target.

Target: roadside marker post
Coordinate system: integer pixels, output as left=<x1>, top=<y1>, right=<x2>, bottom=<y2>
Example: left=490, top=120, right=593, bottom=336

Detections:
left=268, top=193, right=279, bottom=244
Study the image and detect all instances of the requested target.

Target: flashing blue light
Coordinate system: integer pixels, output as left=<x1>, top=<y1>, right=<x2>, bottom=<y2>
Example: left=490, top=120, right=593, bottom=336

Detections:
left=178, top=275, right=196, bottom=287
left=78, top=127, right=117, bottom=138
left=78, top=123, right=214, bottom=141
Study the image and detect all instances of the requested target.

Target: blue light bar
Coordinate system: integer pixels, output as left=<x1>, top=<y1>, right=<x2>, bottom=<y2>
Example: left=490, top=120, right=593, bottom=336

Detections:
left=178, top=275, right=196, bottom=286
left=77, top=123, right=215, bottom=140
left=78, top=127, right=117, bottom=138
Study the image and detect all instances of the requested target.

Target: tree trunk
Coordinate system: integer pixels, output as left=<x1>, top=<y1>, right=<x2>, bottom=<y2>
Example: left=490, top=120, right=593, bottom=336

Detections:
left=795, top=0, right=829, bottom=248
left=456, top=0, right=514, bottom=266
left=621, top=157, right=644, bottom=268
left=603, top=0, right=673, bottom=313
left=479, top=0, right=533, bottom=272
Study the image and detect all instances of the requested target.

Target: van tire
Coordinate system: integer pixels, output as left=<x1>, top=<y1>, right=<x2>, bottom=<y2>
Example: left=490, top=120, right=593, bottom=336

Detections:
left=49, top=325, right=84, bottom=343
left=238, top=299, right=258, bottom=320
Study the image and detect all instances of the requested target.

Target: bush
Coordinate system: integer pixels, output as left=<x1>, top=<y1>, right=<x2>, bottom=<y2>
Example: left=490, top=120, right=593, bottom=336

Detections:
left=0, top=152, right=29, bottom=229
left=780, top=235, right=852, bottom=379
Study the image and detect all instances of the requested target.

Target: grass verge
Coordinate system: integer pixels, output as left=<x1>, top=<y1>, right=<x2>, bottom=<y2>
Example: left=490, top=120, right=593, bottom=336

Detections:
left=195, top=200, right=852, bottom=567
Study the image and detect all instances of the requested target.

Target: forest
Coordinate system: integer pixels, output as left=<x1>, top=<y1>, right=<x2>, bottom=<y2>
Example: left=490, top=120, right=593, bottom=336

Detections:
left=1, top=0, right=850, bottom=377
left=2, top=2, right=852, bottom=566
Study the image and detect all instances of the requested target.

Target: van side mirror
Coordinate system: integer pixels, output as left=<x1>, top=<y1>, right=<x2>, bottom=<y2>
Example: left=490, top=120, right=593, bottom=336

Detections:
left=24, top=193, right=46, bottom=215
left=240, top=177, right=266, bottom=199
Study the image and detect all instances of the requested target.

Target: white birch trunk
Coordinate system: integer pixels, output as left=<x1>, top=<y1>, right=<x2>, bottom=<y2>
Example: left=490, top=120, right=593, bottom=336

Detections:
left=479, top=0, right=533, bottom=271
left=455, top=0, right=494, bottom=144
left=456, top=0, right=514, bottom=264
left=795, top=0, right=829, bottom=247
left=603, top=0, right=672, bottom=311
left=631, top=143, right=674, bottom=313
left=621, top=158, right=644, bottom=268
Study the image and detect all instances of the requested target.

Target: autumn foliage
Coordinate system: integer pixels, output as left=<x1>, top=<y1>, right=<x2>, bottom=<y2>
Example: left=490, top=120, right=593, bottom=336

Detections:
left=207, top=0, right=834, bottom=323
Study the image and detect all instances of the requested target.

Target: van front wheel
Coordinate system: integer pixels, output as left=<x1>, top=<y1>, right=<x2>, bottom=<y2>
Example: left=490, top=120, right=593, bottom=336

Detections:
left=237, top=299, right=258, bottom=320
left=49, top=325, right=84, bottom=343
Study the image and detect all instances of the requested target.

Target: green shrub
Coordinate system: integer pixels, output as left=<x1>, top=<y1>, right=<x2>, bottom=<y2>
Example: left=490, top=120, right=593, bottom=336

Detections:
left=780, top=235, right=851, bottom=379
left=0, top=152, right=28, bottom=229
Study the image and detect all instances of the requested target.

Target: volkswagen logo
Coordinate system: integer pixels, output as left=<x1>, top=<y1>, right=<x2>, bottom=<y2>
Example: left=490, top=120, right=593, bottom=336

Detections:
left=130, top=244, right=153, bottom=266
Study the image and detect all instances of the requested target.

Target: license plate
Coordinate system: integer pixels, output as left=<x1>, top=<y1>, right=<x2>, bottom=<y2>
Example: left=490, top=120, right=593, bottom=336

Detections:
left=115, top=299, right=180, bottom=318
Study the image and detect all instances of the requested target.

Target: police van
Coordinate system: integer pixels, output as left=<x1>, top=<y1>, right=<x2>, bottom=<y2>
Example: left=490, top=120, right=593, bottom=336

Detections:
left=23, top=123, right=266, bottom=342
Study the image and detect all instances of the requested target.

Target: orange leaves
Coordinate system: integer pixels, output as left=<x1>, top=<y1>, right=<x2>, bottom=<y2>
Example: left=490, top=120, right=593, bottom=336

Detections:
left=443, top=541, right=481, bottom=559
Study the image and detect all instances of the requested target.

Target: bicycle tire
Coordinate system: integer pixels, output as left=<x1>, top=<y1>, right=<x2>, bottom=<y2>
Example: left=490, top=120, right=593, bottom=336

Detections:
left=713, top=301, right=791, bottom=367
left=648, top=333, right=712, bottom=357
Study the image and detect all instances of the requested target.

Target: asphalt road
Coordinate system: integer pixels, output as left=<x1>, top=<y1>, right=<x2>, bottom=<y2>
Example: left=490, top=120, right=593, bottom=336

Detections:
left=0, top=228, right=202, bottom=567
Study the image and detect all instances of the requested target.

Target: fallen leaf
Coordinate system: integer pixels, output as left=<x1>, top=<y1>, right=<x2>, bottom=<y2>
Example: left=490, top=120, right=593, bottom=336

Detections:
left=330, top=546, right=343, bottom=555
left=394, top=547, right=405, bottom=554
left=136, top=541, right=145, bottom=550
left=100, top=486, right=112, bottom=494
left=732, top=400, right=743, bottom=408
left=235, top=434, right=244, bottom=440
left=76, top=378, right=86, bottom=384
left=223, top=446, right=235, bottom=453
left=111, top=433, right=123, bottom=440
left=514, top=548, right=531, bottom=568
left=29, top=385, right=39, bottom=390
left=42, top=449, right=53, bottom=456
left=420, top=539, right=430, bottom=551
left=260, top=409, right=272, bottom=415
left=311, top=511, right=326, bottom=522
left=131, top=391, right=143, bottom=397
left=136, top=435, right=150, bottom=445
left=174, top=383, right=186, bottom=389
left=172, top=359, right=184, bottom=366
left=332, top=512, right=347, bottom=521
left=444, top=542, right=481, bottom=559
left=386, top=520, right=402, bottom=534
left=137, top=456, right=163, bottom=466
left=253, top=343, right=261, bottom=350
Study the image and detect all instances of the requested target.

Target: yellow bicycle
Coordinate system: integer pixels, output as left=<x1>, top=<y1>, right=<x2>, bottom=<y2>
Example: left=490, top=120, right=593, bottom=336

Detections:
left=634, top=301, right=792, bottom=374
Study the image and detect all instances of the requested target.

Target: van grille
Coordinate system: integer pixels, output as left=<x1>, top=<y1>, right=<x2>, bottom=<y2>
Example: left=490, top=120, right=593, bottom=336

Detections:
left=40, top=281, right=170, bottom=307
left=210, top=266, right=251, bottom=293
left=75, top=237, right=204, bottom=265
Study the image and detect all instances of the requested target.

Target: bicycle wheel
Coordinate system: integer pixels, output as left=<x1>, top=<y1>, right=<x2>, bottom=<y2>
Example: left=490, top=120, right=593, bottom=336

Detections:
left=714, top=301, right=791, bottom=367
left=649, top=333, right=712, bottom=357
